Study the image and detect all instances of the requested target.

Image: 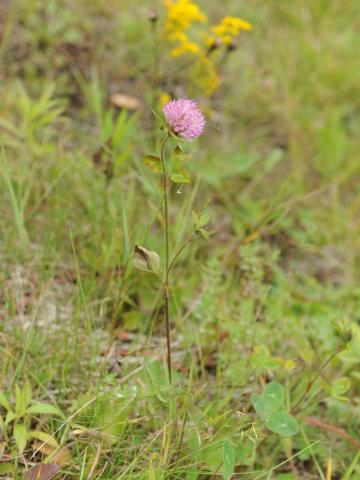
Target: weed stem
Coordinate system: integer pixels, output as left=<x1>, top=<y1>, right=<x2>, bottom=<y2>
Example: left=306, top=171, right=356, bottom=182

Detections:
left=160, top=134, right=172, bottom=383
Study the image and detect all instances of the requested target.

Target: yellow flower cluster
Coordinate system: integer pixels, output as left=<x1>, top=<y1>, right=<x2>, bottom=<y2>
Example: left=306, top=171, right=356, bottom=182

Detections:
left=169, top=31, right=201, bottom=57
left=210, top=16, right=252, bottom=45
left=191, top=55, right=220, bottom=96
left=164, top=0, right=206, bottom=57
left=163, top=1, right=252, bottom=96
left=164, top=0, right=206, bottom=38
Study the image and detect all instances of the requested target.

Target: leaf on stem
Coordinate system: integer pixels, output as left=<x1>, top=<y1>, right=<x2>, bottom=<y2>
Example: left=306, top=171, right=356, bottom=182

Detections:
left=172, top=145, right=192, bottom=165
left=143, top=155, right=162, bottom=173
left=170, top=167, right=191, bottom=184
left=192, top=211, right=210, bottom=239
left=14, top=423, right=28, bottom=454
left=192, top=211, right=210, bottom=229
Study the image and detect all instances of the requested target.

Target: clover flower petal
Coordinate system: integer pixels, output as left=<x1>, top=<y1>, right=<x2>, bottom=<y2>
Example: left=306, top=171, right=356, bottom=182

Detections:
left=163, top=98, right=205, bottom=141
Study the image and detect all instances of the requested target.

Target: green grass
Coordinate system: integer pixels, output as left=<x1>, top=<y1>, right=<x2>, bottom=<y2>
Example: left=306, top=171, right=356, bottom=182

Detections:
left=0, top=0, right=359, bottom=478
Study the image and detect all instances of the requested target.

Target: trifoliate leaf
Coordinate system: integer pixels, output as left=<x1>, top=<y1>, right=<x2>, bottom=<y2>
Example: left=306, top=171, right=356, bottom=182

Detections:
left=265, top=411, right=299, bottom=437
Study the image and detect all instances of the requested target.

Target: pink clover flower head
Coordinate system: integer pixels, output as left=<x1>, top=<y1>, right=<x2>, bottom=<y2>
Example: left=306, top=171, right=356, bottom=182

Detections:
left=162, top=98, right=205, bottom=141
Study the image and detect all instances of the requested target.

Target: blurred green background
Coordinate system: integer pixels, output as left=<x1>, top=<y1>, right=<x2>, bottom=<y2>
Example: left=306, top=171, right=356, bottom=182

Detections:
left=0, top=0, right=359, bottom=478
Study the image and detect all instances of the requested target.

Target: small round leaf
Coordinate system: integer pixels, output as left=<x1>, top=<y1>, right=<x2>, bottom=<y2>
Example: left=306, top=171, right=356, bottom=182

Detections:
left=265, top=411, right=299, bottom=437
left=331, top=377, right=351, bottom=397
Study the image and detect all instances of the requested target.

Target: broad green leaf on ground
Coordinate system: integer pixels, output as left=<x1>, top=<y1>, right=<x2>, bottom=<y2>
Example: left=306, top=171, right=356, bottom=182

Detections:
left=252, top=381, right=299, bottom=437
left=265, top=411, right=299, bottom=437
left=263, top=381, right=285, bottom=411
left=14, top=423, right=28, bottom=454
left=0, top=392, right=10, bottom=411
left=223, top=440, right=235, bottom=480
left=5, top=410, right=16, bottom=425
left=251, top=381, right=284, bottom=418
left=251, top=393, right=267, bottom=418
left=27, top=403, right=62, bottom=416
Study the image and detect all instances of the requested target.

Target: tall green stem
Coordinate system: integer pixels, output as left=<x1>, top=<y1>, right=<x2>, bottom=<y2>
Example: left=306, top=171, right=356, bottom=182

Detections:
left=160, top=134, right=172, bottom=383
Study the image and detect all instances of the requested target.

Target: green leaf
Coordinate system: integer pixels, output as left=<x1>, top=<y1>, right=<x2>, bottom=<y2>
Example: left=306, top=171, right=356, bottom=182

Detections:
left=172, top=145, right=192, bottom=166
left=143, top=154, right=162, bottom=173
left=170, top=167, right=191, bottom=184
left=14, top=423, right=28, bottom=454
left=15, top=381, right=34, bottom=416
left=186, top=469, right=199, bottom=480
left=0, top=392, right=10, bottom=411
left=0, top=464, right=14, bottom=474
left=193, top=211, right=210, bottom=229
left=331, top=377, right=351, bottom=397
left=23, top=381, right=32, bottom=410
left=5, top=410, right=16, bottom=425
left=249, top=344, right=282, bottom=372
left=223, top=440, right=235, bottom=480
left=29, top=430, right=59, bottom=448
left=263, top=381, right=284, bottom=411
left=265, top=411, right=299, bottom=437
left=27, top=403, right=62, bottom=416
left=15, top=384, right=25, bottom=416
left=122, top=310, right=142, bottom=331
left=0, top=414, right=6, bottom=438
left=251, top=393, right=267, bottom=419
left=252, top=381, right=284, bottom=419
left=197, top=228, right=209, bottom=239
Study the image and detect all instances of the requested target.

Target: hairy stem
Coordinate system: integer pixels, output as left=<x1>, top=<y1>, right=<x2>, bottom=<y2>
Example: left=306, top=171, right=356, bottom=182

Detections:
left=160, top=134, right=172, bottom=383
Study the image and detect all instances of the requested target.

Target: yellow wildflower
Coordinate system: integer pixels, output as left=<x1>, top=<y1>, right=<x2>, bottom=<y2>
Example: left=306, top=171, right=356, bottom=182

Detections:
left=171, top=41, right=200, bottom=58
left=191, top=55, right=220, bottom=96
left=222, top=16, right=252, bottom=33
left=164, top=0, right=206, bottom=59
left=164, top=0, right=207, bottom=37
left=159, top=92, right=171, bottom=107
left=162, top=1, right=252, bottom=96
left=211, top=15, right=252, bottom=45
left=170, top=31, right=201, bottom=57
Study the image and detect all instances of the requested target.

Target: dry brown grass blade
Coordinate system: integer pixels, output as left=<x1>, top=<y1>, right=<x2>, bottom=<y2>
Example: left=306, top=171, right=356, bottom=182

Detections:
left=26, top=463, right=60, bottom=480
